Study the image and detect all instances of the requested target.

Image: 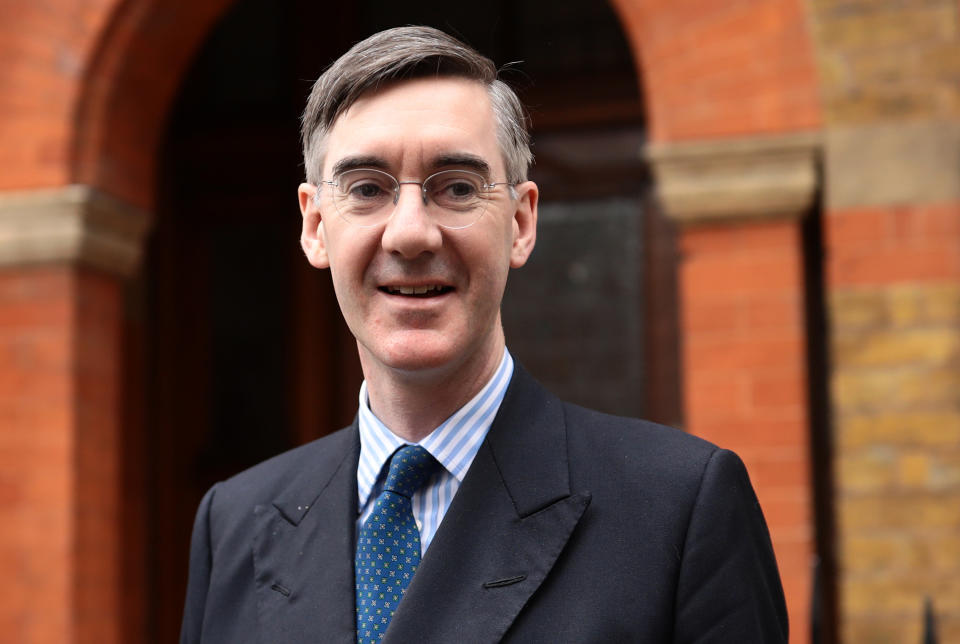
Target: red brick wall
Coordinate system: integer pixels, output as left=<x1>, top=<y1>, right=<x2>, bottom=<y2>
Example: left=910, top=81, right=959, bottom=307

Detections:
left=679, top=220, right=814, bottom=643
left=73, top=268, right=123, bottom=644
left=827, top=203, right=960, bottom=288
left=0, top=269, right=74, bottom=642
left=0, top=267, right=123, bottom=643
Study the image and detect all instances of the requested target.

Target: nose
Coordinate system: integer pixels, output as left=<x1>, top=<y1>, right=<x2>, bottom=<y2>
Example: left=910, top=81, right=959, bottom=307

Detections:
left=380, top=183, right=443, bottom=259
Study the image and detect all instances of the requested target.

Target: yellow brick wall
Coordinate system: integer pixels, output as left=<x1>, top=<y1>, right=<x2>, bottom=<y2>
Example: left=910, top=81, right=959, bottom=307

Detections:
left=811, top=0, right=960, bottom=638
left=831, top=284, right=960, bottom=642
left=809, top=0, right=960, bottom=124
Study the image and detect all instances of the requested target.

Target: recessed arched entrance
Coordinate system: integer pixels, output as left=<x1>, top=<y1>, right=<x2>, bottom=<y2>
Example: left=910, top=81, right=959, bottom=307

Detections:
left=134, top=0, right=656, bottom=638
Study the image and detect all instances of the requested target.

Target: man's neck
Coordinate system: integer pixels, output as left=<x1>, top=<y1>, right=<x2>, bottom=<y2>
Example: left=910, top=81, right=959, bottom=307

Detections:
left=360, top=335, right=505, bottom=443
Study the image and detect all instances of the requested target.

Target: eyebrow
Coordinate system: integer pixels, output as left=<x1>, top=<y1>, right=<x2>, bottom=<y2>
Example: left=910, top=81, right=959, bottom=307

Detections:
left=430, top=154, right=491, bottom=176
left=330, top=155, right=391, bottom=177
left=329, top=153, right=492, bottom=178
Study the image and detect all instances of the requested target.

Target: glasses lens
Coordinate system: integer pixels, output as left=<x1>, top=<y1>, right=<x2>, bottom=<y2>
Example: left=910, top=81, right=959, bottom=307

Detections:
left=424, top=170, right=489, bottom=229
left=331, top=169, right=398, bottom=225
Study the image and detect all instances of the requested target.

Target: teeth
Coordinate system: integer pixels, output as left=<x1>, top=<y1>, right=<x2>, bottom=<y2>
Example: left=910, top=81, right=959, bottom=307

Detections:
left=389, top=285, right=443, bottom=295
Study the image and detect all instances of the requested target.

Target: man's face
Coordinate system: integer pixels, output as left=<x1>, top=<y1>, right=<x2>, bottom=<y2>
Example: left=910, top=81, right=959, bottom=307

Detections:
left=298, top=77, right=537, bottom=379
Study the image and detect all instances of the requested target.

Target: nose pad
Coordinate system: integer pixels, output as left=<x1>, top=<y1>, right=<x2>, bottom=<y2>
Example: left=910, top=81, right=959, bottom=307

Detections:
left=395, top=181, right=429, bottom=210
left=391, top=182, right=433, bottom=222
left=381, top=183, right=442, bottom=257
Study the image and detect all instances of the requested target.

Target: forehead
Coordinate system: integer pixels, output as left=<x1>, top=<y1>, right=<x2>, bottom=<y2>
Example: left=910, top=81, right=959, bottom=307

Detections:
left=323, top=77, right=502, bottom=175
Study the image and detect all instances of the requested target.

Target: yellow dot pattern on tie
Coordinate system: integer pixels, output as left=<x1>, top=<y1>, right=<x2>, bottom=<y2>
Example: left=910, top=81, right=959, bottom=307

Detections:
left=355, top=445, right=438, bottom=643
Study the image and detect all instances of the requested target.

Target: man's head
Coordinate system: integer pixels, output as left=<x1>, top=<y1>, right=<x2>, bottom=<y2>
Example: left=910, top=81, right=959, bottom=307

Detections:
left=300, top=26, right=533, bottom=187
left=297, top=27, right=538, bottom=388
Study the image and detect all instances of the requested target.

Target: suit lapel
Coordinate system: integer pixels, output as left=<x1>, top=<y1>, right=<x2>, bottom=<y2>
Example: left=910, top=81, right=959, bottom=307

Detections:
left=384, top=366, right=592, bottom=643
left=251, top=424, right=360, bottom=644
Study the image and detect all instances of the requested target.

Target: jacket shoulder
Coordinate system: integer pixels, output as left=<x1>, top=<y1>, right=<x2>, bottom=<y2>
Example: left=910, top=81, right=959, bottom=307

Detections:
left=210, top=424, right=356, bottom=518
left=561, top=401, right=720, bottom=483
left=557, top=402, right=788, bottom=642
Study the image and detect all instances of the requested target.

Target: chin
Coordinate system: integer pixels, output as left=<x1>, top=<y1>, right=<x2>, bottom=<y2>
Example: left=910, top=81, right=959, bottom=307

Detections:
left=371, top=332, right=467, bottom=376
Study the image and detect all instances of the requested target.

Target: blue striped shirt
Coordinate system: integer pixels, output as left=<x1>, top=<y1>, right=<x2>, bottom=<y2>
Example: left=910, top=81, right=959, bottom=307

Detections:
left=356, top=349, right=514, bottom=555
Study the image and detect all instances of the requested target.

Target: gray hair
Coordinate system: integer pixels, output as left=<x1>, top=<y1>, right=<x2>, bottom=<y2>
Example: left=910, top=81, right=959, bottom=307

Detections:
left=300, top=26, right=533, bottom=186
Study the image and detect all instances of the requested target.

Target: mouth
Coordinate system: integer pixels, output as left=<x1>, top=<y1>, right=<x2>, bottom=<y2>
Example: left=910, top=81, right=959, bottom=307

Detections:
left=379, top=284, right=454, bottom=298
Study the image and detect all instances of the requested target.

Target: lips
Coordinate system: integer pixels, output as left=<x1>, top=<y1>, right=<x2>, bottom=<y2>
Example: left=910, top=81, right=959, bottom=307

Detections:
left=380, top=284, right=454, bottom=297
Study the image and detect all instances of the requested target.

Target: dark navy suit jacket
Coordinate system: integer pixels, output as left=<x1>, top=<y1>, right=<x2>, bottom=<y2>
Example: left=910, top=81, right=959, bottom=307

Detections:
left=181, top=365, right=788, bottom=643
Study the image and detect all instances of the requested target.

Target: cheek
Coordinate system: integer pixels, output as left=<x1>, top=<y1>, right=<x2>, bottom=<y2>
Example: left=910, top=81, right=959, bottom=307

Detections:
left=326, top=264, right=351, bottom=312
left=470, top=248, right=511, bottom=305
left=325, top=247, right=366, bottom=315
left=474, top=229, right=513, bottom=289
left=326, top=229, right=375, bottom=280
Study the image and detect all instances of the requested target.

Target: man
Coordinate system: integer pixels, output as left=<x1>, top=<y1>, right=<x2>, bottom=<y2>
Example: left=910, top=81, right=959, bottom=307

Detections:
left=181, top=26, right=788, bottom=643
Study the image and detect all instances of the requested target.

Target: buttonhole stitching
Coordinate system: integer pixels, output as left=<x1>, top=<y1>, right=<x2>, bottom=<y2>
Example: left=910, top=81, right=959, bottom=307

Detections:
left=483, top=574, right=526, bottom=589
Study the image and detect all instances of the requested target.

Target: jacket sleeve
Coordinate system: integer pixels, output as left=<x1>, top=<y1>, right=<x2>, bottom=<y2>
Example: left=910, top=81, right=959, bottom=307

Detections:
left=180, top=484, right=219, bottom=644
left=673, top=449, right=789, bottom=643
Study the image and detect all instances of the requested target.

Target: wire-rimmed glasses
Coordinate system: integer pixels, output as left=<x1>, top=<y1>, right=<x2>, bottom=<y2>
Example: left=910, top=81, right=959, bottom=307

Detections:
left=318, top=168, right=515, bottom=230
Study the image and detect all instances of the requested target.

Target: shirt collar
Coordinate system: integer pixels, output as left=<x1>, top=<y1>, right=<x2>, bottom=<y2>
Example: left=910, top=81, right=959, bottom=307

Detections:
left=356, top=349, right=514, bottom=511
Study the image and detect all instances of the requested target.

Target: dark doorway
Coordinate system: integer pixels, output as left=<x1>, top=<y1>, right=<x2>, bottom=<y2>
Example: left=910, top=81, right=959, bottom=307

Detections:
left=138, top=1, right=668, bottom=639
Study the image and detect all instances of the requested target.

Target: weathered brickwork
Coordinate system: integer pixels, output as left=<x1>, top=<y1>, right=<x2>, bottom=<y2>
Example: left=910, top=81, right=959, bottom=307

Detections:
left=830, top=280, right=960, bottom=642
left=808, top=0, right=960, bottom=124
left=808, top=0, right=960, bottom=638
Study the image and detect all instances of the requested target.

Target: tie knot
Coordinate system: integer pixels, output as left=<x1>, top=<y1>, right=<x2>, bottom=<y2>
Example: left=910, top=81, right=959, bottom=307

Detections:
left=383, top=445, right=438, bottom=498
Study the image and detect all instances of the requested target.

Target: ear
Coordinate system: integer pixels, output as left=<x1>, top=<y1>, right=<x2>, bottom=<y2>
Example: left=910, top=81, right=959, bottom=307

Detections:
left=298, top=183, right=330, bottom=269
left=509, top=181, right=538, bottom=268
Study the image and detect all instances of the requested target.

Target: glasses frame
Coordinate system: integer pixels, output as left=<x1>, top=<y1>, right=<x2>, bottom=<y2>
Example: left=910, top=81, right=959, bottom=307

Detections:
left=317, top=168, right=516, bottom=230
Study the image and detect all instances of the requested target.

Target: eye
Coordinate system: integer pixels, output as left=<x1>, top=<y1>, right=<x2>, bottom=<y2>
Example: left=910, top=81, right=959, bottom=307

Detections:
left=350, top=182, right=386, bottom=199
left=337, top=170, right=395, bottom=202
left=428, top=171, right=484, bottom=207
left=446, top=180, right=477, bottom=198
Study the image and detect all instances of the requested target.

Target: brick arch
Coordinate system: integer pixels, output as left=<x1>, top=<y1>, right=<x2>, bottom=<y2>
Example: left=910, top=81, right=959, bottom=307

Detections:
left=607, top=0, right=821, bottom=143
left=71, top=0, right=236, bottom=210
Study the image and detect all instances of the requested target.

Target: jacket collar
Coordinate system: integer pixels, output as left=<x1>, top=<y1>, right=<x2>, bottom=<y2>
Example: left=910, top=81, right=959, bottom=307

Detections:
left=384, top=363, right=591, bottom=642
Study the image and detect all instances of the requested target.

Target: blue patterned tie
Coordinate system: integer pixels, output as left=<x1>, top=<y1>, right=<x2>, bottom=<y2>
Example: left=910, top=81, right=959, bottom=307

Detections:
left=355, top=445, right=438, bottom=643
